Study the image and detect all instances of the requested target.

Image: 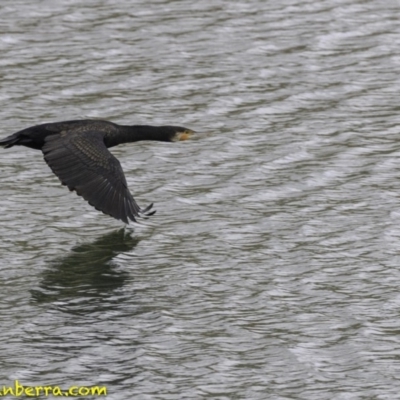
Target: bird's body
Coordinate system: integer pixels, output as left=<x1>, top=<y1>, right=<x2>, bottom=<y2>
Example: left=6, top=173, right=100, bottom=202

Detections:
left=0, top=119, right=195, bottom=224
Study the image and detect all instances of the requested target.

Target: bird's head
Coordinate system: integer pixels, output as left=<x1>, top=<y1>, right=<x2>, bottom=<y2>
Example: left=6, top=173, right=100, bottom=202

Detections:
left=166, top=126, right=196, bottom=142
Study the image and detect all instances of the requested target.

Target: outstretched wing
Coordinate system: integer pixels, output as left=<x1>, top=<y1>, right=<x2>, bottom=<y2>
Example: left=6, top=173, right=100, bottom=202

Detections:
left=42, top=130, right=153, bottom=224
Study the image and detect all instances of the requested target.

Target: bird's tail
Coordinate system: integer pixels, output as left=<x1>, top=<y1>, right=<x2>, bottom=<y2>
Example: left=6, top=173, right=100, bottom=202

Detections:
left=0, top=134, right=20, bottom=148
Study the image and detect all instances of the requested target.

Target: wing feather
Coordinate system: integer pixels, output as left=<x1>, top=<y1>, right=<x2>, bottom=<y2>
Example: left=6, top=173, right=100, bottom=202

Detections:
left=42, top=130, right=146, bottom=223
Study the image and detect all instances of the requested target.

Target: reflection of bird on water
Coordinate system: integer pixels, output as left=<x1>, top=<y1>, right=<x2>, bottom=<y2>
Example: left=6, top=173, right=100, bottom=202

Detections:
left=0, top=119, right=195, bottom=223
left=31, top=229, right=139, bottom=306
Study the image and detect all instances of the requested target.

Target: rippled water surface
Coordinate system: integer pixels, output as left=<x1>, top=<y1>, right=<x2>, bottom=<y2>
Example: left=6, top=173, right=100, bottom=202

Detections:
left=2, top=0, right=400, bottom=398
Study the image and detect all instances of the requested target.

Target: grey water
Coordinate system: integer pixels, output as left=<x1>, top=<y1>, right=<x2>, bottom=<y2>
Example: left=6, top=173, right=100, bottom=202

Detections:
left=1, top=0, right=400, bottom=399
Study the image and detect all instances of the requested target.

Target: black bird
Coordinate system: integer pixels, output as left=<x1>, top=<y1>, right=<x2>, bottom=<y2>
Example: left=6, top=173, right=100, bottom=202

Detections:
left=0, top=119, right=195, bottom=224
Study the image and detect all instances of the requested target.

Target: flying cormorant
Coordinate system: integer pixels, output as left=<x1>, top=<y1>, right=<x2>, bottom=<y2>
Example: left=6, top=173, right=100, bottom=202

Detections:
left=0, top=119, right=195, bottom=224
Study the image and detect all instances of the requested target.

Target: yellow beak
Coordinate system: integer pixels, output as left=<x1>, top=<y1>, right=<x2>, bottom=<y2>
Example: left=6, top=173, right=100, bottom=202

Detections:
left=178, top=130, right=196, bottom=141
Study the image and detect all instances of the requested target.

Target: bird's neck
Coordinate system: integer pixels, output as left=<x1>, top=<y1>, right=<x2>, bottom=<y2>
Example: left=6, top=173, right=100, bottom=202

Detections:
left=104, top=125, right=170, bottom=148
